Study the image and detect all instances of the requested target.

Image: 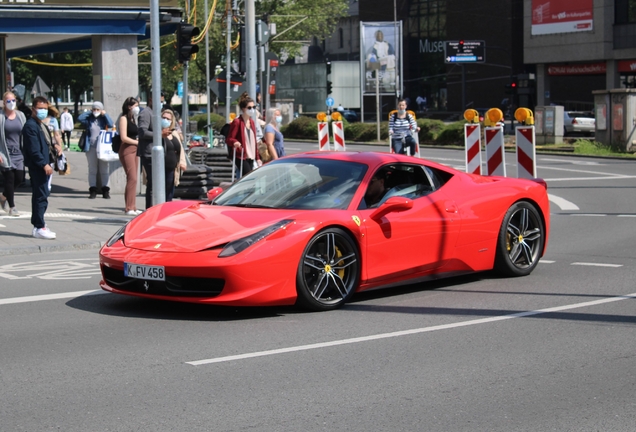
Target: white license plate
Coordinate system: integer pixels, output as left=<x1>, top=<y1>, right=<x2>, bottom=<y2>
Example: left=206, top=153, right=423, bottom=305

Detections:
left=124, top=263, right=165, bottom=281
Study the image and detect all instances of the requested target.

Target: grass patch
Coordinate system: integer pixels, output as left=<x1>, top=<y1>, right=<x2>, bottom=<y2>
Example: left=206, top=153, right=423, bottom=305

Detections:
left=573, top=139, right=636, bottom=158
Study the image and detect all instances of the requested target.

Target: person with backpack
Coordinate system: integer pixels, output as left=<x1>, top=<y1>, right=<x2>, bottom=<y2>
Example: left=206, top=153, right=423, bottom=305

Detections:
left=226, top=93, right=261, bottom=177
left=388, top=99, right=420, bottom=156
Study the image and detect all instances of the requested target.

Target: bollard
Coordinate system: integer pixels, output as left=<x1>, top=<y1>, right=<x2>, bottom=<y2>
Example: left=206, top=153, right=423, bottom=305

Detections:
left=463, top=109, right=482, bottom=175
left=484, top=108, right=506, bottom=176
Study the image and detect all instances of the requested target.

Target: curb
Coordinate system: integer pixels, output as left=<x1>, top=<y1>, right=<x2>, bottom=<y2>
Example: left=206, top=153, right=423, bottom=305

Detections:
left=0, top=240, right=104, bottom=257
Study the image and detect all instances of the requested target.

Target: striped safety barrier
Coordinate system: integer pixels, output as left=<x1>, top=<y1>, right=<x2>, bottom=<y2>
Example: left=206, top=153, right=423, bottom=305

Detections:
left=318, top=122, right=330, bottom=151
left=464, top=123, right=482, bottom=175
left=515, top=126, right=536, bottom=178
left=485, top=126, right=506, bottom=176
left=332, top=121, right=345, bottom=151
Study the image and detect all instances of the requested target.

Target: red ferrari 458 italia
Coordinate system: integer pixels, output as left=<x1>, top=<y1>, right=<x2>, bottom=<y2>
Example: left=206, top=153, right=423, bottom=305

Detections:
left=100, top=151, right=549, bottom=311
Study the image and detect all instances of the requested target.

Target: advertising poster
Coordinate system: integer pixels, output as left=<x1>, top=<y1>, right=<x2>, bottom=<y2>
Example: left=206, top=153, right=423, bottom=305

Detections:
left=360, top=21, right=402, bottom=95
left=531, top=0, right=593, bottom=35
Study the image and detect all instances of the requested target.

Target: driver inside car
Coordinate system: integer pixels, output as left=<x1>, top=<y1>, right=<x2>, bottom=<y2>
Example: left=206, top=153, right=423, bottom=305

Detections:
left=361, top=172, right=388, bottom=209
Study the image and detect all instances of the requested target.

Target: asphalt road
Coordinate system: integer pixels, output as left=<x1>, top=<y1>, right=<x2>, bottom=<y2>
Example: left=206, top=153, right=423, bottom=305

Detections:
left=1, top=147, right=636, bottom=431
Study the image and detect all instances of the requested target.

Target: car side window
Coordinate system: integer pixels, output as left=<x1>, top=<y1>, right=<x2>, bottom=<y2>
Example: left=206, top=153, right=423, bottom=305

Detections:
left=359, top=163, right=438, bottom=209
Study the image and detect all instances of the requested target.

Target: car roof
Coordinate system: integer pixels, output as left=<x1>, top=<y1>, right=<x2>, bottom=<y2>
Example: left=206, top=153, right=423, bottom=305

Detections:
left=281, top=151, right=455, bottom=174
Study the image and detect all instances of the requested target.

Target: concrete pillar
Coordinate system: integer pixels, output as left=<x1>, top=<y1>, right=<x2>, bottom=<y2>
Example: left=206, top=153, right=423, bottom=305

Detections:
left=91, top=35, right=139, bottom=194
left=0, top=35, right=7, bottom=94
left=606, top=60, right=620, bottom=90
left=536, top=63, right=548, bottom=107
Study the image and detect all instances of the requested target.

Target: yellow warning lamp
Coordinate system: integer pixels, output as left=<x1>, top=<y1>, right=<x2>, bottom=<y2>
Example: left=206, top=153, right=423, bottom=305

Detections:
left=316, top=112, right=327, bottom=122
left=229, top=112, right=236, bottom=121
left=463, top=109, right=479, bottom=123
left=514, top=108, right=534, bottom=125
left=331, top=111, right=342, bottom=121
left=484, top=108, right=503, bottom=127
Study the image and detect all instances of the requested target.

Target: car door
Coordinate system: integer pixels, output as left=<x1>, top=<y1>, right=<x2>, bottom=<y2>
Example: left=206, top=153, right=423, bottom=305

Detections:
left=358, top=163, right=460, bottom=285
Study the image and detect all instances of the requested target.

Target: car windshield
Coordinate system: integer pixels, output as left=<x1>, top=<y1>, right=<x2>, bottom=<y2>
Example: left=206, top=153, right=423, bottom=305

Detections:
left=213, top=158, right=368, bottom=210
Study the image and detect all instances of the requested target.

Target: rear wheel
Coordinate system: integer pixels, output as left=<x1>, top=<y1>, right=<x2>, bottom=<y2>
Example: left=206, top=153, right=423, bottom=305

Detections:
left=296, top=228, right=360, bottom=311
left=494, top=202, right=544, bottom=277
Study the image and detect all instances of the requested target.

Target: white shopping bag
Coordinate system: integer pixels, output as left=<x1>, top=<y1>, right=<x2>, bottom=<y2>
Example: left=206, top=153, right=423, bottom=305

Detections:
left=96, top=130, right=119, bottom=162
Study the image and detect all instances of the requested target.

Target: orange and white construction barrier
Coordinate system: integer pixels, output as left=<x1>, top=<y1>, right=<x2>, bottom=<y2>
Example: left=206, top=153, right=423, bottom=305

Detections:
left=514, top=108, right=536, bottom=178
left=463, top=109, right=482, bottom=175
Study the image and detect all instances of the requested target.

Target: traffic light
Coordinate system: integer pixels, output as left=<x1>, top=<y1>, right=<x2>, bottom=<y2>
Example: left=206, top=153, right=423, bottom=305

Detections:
left=176, top=22, right=200, bottom=63
left=326, top=61, right=331, bottom=75
left=504, top=75, right=518, bottom=94
left=327, top=80, right=333, bottom=95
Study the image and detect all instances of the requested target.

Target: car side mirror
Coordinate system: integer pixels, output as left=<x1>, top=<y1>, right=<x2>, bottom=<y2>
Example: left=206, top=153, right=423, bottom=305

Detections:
left=206, top=187, right=223, bottom=202
left=370, top=197, right=413, bottom=219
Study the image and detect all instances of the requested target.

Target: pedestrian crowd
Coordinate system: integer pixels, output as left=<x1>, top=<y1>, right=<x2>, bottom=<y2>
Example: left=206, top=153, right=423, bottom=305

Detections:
left=1, top=89, right=284, bottom=240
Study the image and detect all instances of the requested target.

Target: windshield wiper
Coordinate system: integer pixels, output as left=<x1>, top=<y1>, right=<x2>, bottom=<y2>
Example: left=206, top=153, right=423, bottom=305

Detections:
left=231, top=203, right=274, bottom=208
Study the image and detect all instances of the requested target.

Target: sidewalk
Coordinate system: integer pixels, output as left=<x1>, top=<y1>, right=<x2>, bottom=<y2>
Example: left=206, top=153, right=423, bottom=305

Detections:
left=0, top=150, right=147, bottom=256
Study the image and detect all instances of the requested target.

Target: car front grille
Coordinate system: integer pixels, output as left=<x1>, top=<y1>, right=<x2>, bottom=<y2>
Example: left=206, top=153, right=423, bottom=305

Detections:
left=101, top=265, right=224, bottom=298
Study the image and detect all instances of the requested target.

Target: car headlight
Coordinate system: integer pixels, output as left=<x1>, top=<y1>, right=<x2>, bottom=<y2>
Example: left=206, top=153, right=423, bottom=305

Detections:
left=219, top=219, right=293, bottom=257
left=106, top=224, right=127, bottom=247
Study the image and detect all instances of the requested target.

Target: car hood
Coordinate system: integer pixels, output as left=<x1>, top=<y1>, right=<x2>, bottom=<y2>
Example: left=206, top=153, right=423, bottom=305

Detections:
left=124, top=202, right=301, bottom=253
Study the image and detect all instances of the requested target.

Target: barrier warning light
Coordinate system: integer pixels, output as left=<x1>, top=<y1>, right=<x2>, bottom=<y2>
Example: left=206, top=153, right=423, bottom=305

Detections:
left=484, top=108, right=503, bottom=127
left=514, top=108, right=534, bottom=125
left=463, top=109, right=479, bottom=123
left=331, top=112, right=342, bottom=121
left=316, top=112, right=327, bottom=122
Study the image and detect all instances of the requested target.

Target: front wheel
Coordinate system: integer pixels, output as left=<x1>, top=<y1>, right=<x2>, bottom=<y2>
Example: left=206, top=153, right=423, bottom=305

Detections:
left=296, top=228, right=360, bottom=311
left=494, top=202, right=545, bottom=277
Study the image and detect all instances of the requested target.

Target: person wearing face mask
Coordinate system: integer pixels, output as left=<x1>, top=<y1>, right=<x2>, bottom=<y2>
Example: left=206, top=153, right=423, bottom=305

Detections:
left=117, top=97, right=141, bottom=215
left=21, top=96, right=59, bottom=239
left=263, top=107, right=286, bottom=161
left=388, top=99, right=420, bottom=155
left=160, top=109, right=187, bottom=202
left=78, top=101, right=114, bottom=199
left=226, top=93, right=261, bottom=177
left=0, top=91, right=27, bottom=217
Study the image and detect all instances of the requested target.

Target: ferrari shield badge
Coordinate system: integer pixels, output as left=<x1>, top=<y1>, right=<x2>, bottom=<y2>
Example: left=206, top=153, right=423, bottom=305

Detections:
left=351, top=215, right=361, bottom=227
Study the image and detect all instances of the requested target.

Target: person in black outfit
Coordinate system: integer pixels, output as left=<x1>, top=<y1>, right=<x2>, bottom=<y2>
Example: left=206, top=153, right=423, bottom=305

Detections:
left=160, top=109, right=186, bottom=201
left=137, top=95, right=155, bottom=209
left=21, top=96, right=61, bottom=239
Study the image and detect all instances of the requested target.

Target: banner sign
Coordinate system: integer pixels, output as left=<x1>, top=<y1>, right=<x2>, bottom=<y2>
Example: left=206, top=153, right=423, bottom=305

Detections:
left=547, top=62, right=606, bottom=76
left=618, top=60, right=636, bottom=73
left=531, top=0, right=593, bottom=35
left=360, top=21, right=402, bottom=95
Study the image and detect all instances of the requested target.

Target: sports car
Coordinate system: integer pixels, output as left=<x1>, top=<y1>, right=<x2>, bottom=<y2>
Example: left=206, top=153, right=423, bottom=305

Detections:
left=99, top=151, right=550, bottom=311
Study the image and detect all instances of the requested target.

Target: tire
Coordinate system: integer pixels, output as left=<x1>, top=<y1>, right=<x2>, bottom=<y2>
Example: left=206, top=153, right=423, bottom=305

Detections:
left=296, top=228, right=360, bottom=311
left=494, top=201, right=545, bottom=277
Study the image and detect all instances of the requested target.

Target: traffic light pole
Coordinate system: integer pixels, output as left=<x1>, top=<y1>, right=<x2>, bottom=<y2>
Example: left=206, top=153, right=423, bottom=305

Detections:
left=150, top=0, right=165, bottom=205
left=183, top=61, right=189, bottom=138
left=245, top=0, right=257, bottom=100
left=225, top=1, right=233, bottom=121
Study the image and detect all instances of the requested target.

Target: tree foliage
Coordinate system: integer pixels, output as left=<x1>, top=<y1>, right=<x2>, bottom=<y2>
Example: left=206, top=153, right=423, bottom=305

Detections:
left=11, top=0, right=347, bottom=112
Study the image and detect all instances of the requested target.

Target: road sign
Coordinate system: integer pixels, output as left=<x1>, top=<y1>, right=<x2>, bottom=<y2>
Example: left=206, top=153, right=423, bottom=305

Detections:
left=445, top=40, right=485, bottom=63
left=208, top=69, right=245, bottom=102
left=177, top=81, right=183, bottom=98
left=326, top=97, right=334, bottom=107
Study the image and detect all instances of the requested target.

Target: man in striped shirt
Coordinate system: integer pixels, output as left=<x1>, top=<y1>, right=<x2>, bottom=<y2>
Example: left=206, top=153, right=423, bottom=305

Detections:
left=389, top=99, right=420, bottom=155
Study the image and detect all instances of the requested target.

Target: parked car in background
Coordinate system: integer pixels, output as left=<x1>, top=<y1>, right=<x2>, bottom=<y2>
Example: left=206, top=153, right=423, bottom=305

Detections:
left=342, top=110, right=358, bottom=123
left=564, top=111, right=595, bottom=136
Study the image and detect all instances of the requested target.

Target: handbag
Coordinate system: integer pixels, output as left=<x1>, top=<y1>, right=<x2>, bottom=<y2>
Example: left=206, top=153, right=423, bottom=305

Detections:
left=57, top=153, right=70, bottom=175
left=79, top=129, right=88, bottom=152
left=111, top=133, right=122, bottom=153
left=96, top=130, right=120, bottom=162
left=258, top=140, right=272, bottom=163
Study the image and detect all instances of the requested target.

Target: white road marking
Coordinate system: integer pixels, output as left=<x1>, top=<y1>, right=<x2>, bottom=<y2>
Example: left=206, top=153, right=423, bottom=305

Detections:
left=187, top=292, right=636, bottom=366
left=0, top=259, right=101, bottom=280
left=548, top=194, right=579, bottom=211
left=0, top=212, right=96, bottom=220
left=0, top=290, right=106, bottom=306
left=539, top=158, right=601, bottom=165
left=540, top=260, right=555, bottom=263
left=617, top=215, right=636, bottom=218
left=0, top=223, right=5, bottom=227
left=571, top=262, right=623, bottom=268
left=570, top=214, right=605, bottom=217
